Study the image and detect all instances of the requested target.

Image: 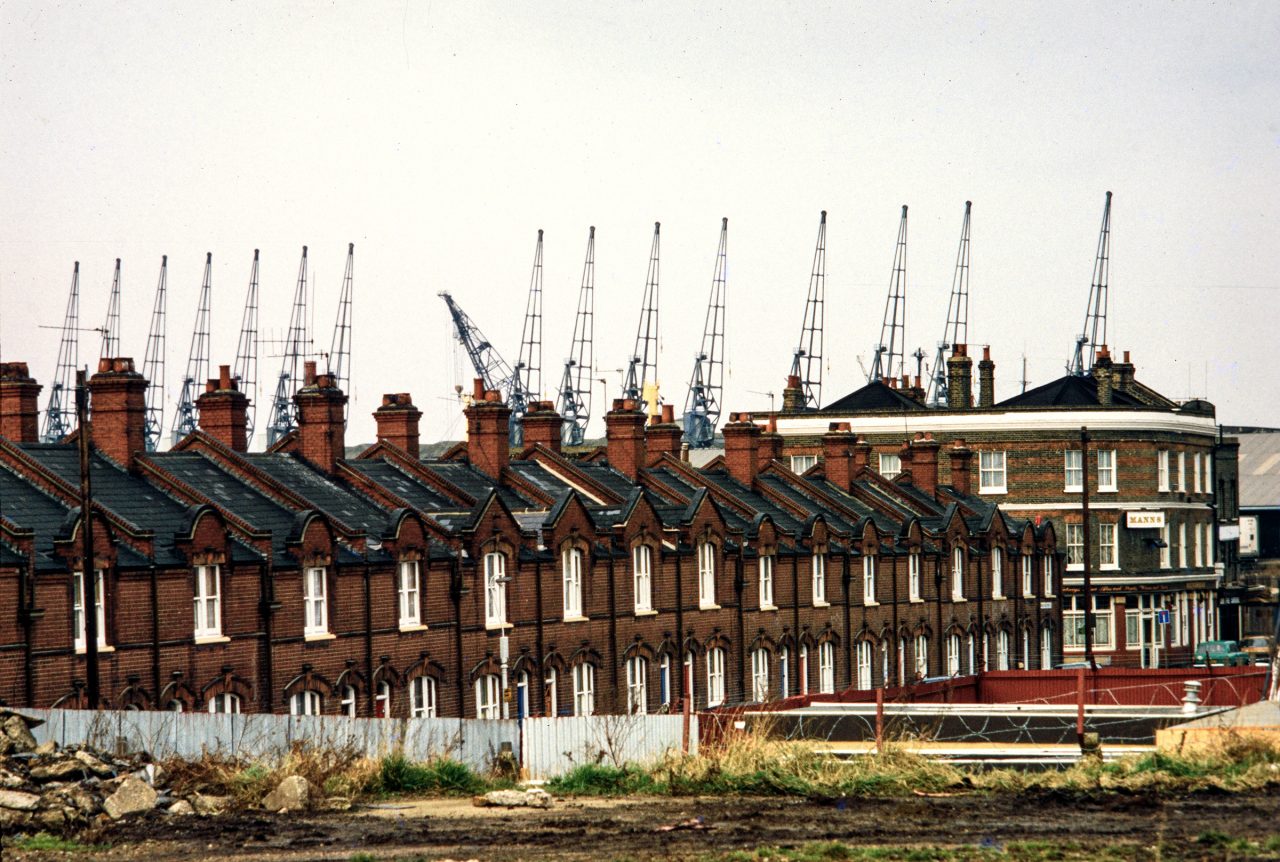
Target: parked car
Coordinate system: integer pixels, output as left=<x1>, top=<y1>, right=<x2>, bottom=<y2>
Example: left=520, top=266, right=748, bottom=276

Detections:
left=1193, top=639, right=1250, bottom=667
left=1240, top=636, right=1275, bottom=666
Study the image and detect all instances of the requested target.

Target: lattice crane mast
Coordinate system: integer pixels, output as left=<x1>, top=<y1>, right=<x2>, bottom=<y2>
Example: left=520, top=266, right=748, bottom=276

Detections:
left=622, top=222, right=661, bottom=416
left=234, top=250, right=260, bottom=447
left=141, top=256, right=168, bottom=451
left=439, top=290, right=516, bottom=405
left=928, top=201, right=972, bottom=406
left=41, top=262, right=82, bottom=442
left=1068, top=191, right=1112, bottom=376
left=789, top=211, right=827, bottom=410
left=172, top=253, right=212, bottom=444
left=556, top=227, right=595, bottom=447
left=683, top=217, right=728, bottom=448
left=328, top=243, right=354, bottom=425
left=507, top=231, right=543, bottom=446
left=100, top=258, right=122, bottom=359
left=266, top=247, right=310, bottom=446
left=869, top=205, right=909, bottom=383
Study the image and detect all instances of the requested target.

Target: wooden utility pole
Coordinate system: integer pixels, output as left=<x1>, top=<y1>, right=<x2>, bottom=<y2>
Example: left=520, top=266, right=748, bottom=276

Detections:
left=1081, top=426, right=1097, bottom=672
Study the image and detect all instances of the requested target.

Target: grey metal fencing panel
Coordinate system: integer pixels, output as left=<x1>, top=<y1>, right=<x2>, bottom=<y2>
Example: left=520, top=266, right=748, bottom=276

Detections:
left=521, top=714, right=694, bottom=780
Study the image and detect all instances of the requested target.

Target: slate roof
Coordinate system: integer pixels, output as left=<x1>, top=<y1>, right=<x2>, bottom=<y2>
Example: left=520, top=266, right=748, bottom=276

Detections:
left=996, top=374, right=1145, bottom=408
left=824, top=380, right=929, bottom=413
left=423, top=462, right=533, bottom=510
left=246, top=453, right=390, bottom=535
left=344, top=459, right=457, bottom=513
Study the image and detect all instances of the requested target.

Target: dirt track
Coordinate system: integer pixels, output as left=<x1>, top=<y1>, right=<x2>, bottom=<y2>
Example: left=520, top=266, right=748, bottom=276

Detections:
left=6, top=791, right=1280, bottom=860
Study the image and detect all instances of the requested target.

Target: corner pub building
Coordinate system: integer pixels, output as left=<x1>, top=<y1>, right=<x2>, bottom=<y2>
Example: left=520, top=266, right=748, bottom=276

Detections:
left=0, top=356, right=1063, bottom=717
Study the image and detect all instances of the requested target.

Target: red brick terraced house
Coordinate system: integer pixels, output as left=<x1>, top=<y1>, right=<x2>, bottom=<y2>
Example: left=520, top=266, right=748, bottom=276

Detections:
left=0, top=358, right=1063, bottom=716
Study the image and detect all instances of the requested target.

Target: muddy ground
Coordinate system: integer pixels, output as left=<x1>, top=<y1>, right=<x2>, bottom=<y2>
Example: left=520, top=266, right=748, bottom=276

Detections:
left=5, top=791, right=1280, bottom=860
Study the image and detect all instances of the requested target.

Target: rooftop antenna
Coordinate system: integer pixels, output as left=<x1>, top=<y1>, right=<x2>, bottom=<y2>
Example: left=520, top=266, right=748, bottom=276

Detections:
left=789, top=210, right=826, bottom=410
left=556, top=227, right=596, bottom=446
left=172, top=253, right=212, bottom=444
left=508, top=230, right=543, bottom=445
left=1020, top=353, right=1029, bottom=394
left=683, top=217, right=728, bottom=448
left=99, top=258, right=122, bottom=359
left=234, top=250, right=260, bottom=446
left=1069, top=191, right=1112, bottom=375
left=267, top=246, right=309, bottom=445
left=41, top=262, right=81, bottom=442
left=869, top=205, right=908, bottom=383
left=622, top=221, right=661, bottom=416
left=928, top=201, right=972, bottom=406
left=328, top=243, right=354, bottom=424
left=141, top=256, right=168, bottom=451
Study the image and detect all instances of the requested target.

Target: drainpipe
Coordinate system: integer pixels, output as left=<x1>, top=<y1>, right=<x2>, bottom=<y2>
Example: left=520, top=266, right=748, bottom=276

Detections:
left=149, top=562, right=161, bottom=708
left=20, top=559, right=34, bottom=706
left=934, top=557, right=945, bottom=677
left=450, top=548, right=465, bottom=717
left=890, top=551, right=900, bottom=687
left=75, top=371, right=100, bottom=709
left=673, top=544, right=685, bottom=702
left=258, top=557, right=275, bottom=712
left=363, top=557, right=374, bottom=716
left=842, top=551, right=852, bottom=689
left=607, top=547, right=619, bottom=712
left=735, top=551, right=745, bottom=703
left=1081, top=427, right=1096, bottom=672
left=791, top=551, right=801, bottom=680
left=534, top=556, right=545, bottom=716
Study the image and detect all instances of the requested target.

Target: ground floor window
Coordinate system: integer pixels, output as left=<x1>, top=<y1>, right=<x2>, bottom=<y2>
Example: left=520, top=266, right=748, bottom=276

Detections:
left=947, top=634, right=961, bottom=676
left=626, top=656, right=648, bottom=714
left=914, top=635, right=929, bottom=679
left=573, top=664, right=596, bottom=716
left=290, top=690, right=322, bottom=716
left=751, top=649, right=770, bottom=702
left=1041, top=628, right=1053, bottom=669
left=818, top=643, right=835, bottom=694
left=208, top=693, right=241, bottom=714
left=856, top=641, right=872, bottom=690
left=411, top=676, right=436, bottom=718
left=997, top=631, right=1010, bottom=671
left=707, top=648, right=727, bottom=707
left=476, top=674, right=500, bottom=719
left=1064, top=595, right=1113, bottom=649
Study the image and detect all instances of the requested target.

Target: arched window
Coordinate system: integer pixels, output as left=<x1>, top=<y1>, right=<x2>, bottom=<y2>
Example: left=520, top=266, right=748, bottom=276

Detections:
left=375, top=681, right=392, bottom=717
left=799, top=644, right=810, bottom=695
left=951, top=547, right=964, bottom=600
left=633, top=545, right=653, bottom=613
left=411, top=676, right=436, bottom=718
left=1022, top=554, right=1034, bottom=597
left=658, top=655, right=671, bottom=708
left=856, top=641, right=872, bottom=690
left=1041, top=628, right=1053, bottom=670
left=997, top=630, right=1011, bottom=670
left=398, top=560, right=421, bottom=628
left=516, top=671, right=529, bottom=719
left=573, top=664, right=595, bottom=716
left=751, top=648, right=770, bottom=702
left=562, top=547, right=583, bottom=619
left=626, top=656, right=648, bottom=714
left=914, top=634, right=929, bottom=680
left=880, top=639, right=890, bottom=687
left=908, top=552, right=921, bottom=601
left=1043, top=555, right=1055, bottom=596
left=706, top=648, right=726, bottom=706
left=778, top=647, right=790, bottom=699
left=208, top=693, right=241, bottom=714
left=1021, top=628, right=1031, bottom=669
left=484, top=552, right=507, bottom=627
left=340, top=685, right=357, bottom=717
left=819, top=642, right=836, bottom=694
left=476, top=674, right=500, bottom=719
left=290, top=690, right=322, bottom=716
left=947, top=633, right=961, bottom=676
left=544, top=667, right=558, bottom=717
left=966, top=632, right=976, bottom=675
left=897, top=637, right=907, bottom=686
left=698, top=542, right=716, bottom=608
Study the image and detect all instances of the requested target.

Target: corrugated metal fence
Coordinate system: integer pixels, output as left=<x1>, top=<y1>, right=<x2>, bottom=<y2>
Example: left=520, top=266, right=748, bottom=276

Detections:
left=14, top=709, right=695, bottom=779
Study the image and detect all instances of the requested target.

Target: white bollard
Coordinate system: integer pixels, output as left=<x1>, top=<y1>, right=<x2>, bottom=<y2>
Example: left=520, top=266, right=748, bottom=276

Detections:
left=1182, top=680, right=1203, bottom=715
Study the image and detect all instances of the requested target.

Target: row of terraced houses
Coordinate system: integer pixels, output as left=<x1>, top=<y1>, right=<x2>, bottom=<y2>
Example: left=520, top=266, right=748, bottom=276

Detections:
left=0, top=356, right=1067, bottom=717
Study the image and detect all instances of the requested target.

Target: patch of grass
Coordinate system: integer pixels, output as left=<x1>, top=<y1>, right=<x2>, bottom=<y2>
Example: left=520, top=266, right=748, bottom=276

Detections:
left=374, top=753, right=487, bottom=796
left=547, top=763, right=659, bottom=795
left=11, top=832, right=103, bottom=852
left=350, top=854, right=378, bottom=862
left=161, top=740, right=379, bottom=808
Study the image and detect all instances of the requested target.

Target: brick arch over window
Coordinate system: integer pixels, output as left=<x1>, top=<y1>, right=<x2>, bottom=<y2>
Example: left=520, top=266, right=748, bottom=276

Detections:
left=703, top=630, right=732, bottom=653
left=509, top=648, right=539, bottom=678
left=622, top=637, right=656, bottom=663
left=816, top=625, right=842, bottom=647
left=682, top=632, right=706, bottom=658
left=405, top=653, right=448, bottom=684
left=749, top=631, right=779, bottom=655
left=201, top=668, right=255, bottom=707
left=798, top=627, right=818, bottom=649
left=372, top=657, right=404, bottom=691
left=282, top=665, right=333, bottom=703
left=568, top=644, right=603, bottom=668
left=333, top=661, right=367, bottom=701
left=51, top=682, right=97, bottom=709
left=776, top=630, right=799, bottom=654
left=911, top=621, right=933, bottom=638
left=541, top=648, right=568, bottom=676
left=159, top=673, right=197, bottom=710
left=118, top=678, right=152, bottom=710
left=469, top=653, right=503, bottom=684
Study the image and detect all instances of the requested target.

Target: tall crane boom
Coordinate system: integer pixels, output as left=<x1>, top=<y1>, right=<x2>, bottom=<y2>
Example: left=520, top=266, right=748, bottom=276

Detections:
left=622, top=222, right=661, bottom=415
left=869, top=205, right=909, bottom=383
left=100, top=258, right=122, bottom=359
left=506, top=231, right=543, bottom=446
left=266, top=246, right=310, bottom=446
left=790, top=211, right=827, bottom=410
left=556, top=227, right=595, bottom=447
left=234, top=250, right=260, bottom=447
left=683, top=217, right=728, bottom=448
left=928, top=201, right=972, bottom=406
left=440, top=291, right=517, bottom=399
left=1069, top=191, right=1112, bottom=375
left=142, top=256, right=168, bottom=452
left=41, top=262, right=81, bottom=442
left=329, top=243, right=354, bottom=425
left=172, top=253, right=212, bottom=444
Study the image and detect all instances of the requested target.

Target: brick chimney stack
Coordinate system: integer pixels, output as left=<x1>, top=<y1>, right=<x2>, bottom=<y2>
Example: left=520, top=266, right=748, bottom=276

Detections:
left=294, top=360, right=348, bottom=473
left=465, top=378, right=512, bottom=479
left=757, top=414, right=784, bottom=470
left=948, top=439, right=973, bottom=495
left=1093, top=345, right=1114, bottom=406
left=604, top=398, right=647, bottom=480
left=196, top=364, right=250, bottom=452
left=781, top=374, right=806, bottom=413
left=822, top=422, right=856, bottom=491
left=645, top=403, right=683, bottom=461
left=978, top=346, right=996, bottom=409
left=522, top=401, right=564, bottom=455
left=908, top=432, right=941, bottom=496
left=946, top=344, right=973, bottom=409
left=1113, top=349, right=1135, bottom=394
left=87, top=357, right=148, bottom=468
left=373, top=393, right=422, bottom=458
left=852, top=435, right=873, bottom=475
left=722, top=413, right=762, bottom=486
left=0, top=362, right=42, bottom=443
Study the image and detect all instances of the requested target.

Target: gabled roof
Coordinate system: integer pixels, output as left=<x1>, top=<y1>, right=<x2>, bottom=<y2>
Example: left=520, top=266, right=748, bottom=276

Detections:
left=996, top=374, right=1144, bottom=408
left=824, top=380, right=928, bottom=413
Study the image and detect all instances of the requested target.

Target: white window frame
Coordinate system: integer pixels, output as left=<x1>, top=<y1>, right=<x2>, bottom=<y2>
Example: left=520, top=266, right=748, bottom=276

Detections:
left=545, top=667, right=558, bottom=716
left=978, top=450, right=1007, bottom=494
left=751, top=648, right=770, bottom=702
left=856, top=641, right=872, bottom=690
left=193, top=564, right=222, bottom=639
left=375, top=681, right=392, bottom=718
left=1193, top=453, right=1202, bottom=494
left=706, top=648, right=726, bottom=706
left=1178, top=521, right=1187, bottom=568
left=208, top=693, right=241, bottom=714
left=1022, top=554, right=1034, bottom=597
left=411, top=676, right=436, bottom=718
left=897, top=637, right=907, bottom=685
left=778, top=647, right=790, bottom=699
left=1160, top=523, right=1172, bottom=569
left=758, top=553, right=775, bottom=608
left=1064, top=595, right=1113, bottom=649
left=626, top=656, right=648, bottom=715
left=818, top=642, right=835, bottom=694
left=947, top=633, right=961, bottom=676
left=881, top=639, right=890, bottom=687
left=698, top=541, right=717, bottom=608
left=1205, top=455, right=1213, bottom=494
left=812, top=553, right=826, bottom=606
left=1206, top=523, right=1215, bottom=566
left=1043, top=554, right=1055, bottom=596
left=573, top=663, right=595, bottom=716
left=398, top=559, right=421, bottom=629
left=951, top=546, right=964, bottom=600
left=1157, top=450, right=1170, bottom=492
left=967, top=632, right=976, bottom=674
left=914, top=634, right=929, bottom=679
left=304, top=566, right=328, bottom=637
left=799, top=644, right=809, bottom=695
left=1096, top=449, right=1117, bottom=492
left=790, top=454, right=817, bottom=474
left=484, top=551, right=507, bottom=627
left=997, top=631, right=1010, bottom=670
left=1194, top=522, right=1203, bottom=567
left=1177, top=452, right=1186, bottom=492
left=476, top=674, right=500, bottom=719
left=341, top=685, right=357, bottom=717
left=879, top=452, right=901, bottom=480
left=1066, top=523, right=1084, bottom=571
left=562, top=547, right=584, bottom=620
left=908, top=551, right=920, bottom=601
left=1098, top=523, right=1118, bottom=570
left=658, top=655, right=671, bottom=708
left=1041, top=628, right=1053, bottom=670
left=862, top=555, right=877, bottom=604
left=1064, top=449, right=1083, bottom=492
left=290, top=690, right=322, bottom=716
left=991, top=548, right=1004, bottom=599
left=73, top=569, right=107, bottom=651
left=633, top=545, right=653, bottom=613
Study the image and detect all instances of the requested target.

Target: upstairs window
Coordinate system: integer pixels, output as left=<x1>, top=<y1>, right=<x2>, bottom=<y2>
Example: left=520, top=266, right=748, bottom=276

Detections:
left=398, top=560, right=421, bottom=628
left=1043, top=555, right=1055, bottom=595
left=863, top=555, right=877, bottom=604
left=1179, top=522, right=1188, bottom=568
left=1066, top=524, right=1084, bottom=570
left=484, top=552, right=507, bottom=627
left=758, top=554, right=775, bottom=608
left=991, top=548, right=1004, bottom=598
left=698, top=542, right=717, bottom=608
left=193, top=564, right=221, bottom=639
left=1064, top=450, right=1083, bottom=492
left=1157, top=450, right=1170, bottom=492
left=304, top=566, right=328, bottom=637
left=778, top=647, right=791, bottom=699
left=633, top=545, right=653, bottom=613
left=879, top=452, right=901, bottom=480
left=950, top=547, right=964, bottom=600
left=908, top=552, right=921, bottom=601
left=1177, top=452, right=1186, bottom=492
left=812, top=553, right=827, bottom=605
left=73, top=569, right=107, bottom=651
left=1194, top=522, right=1203, bottom=567
left=1205, top=455, right=1213, bottom=494
left=1022, top=554, right=1034, bottom=597
left=562, top=547, right=584, bottom=619
left=1098, top=523, right=1118, bottom=570
left=791, top=454, right=817, bottom=474
left=979, top=451, right=1007, bottom=494
left=1193, top=453, right=1203, bottom=493
left=1096, top=450, right=1117, bottom=492
left=1160, top=524, right=1172, bottom=569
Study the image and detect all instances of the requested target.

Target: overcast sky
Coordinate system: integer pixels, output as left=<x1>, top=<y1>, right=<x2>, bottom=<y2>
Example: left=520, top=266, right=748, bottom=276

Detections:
left=2, top=2, right=1278, bottom=447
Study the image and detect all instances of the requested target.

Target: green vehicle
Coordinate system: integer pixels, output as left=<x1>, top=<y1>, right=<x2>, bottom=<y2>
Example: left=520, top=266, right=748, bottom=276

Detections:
left=1193, top=639, right=1250, bottom=667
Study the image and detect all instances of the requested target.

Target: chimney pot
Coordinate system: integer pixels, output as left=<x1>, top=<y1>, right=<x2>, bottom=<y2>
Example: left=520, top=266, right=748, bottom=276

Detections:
left=304, top=361, right=317, bottom=386
left=374, top=392, right=422, bottom=458
left=472, top=378, right=485, bottom=401
left=661, top=403, right=675, bottom=424
left=294, top=367, right=348, bottom=471
left=522, top=401, right=564, bottom=454
left=219, top=365, right=232, bottom=390
left=604, top=398, right=647, bottom=479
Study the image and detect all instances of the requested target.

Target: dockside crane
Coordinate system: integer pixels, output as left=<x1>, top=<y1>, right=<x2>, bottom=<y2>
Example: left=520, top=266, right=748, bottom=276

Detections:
left=41, top=263, right=81, bottom=442
left=172, top=253, right=213, bottom=444
left=683, top=217, right=728, bottom=448
left=328, top=243, right=354, bottom=425
left=100, top=259, right=122, bottom=359
left=789, top=211, right=827, bottom=410
left=927, top=201, right=972, bottom=406
left=621, top=222, right=661, bottom=415
left=234, top=250, right=260, bottom=446
left=556, top=227, right=596, bottom=446
left=1068, top=191, right=1112, bottom=376
left=141, top=256, right=168, bottom=451
left=266, top=247, right=310, bottom=446
left=869, top=206, right=909, bottom=384
left=508, top=231, right=544, bottom=445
